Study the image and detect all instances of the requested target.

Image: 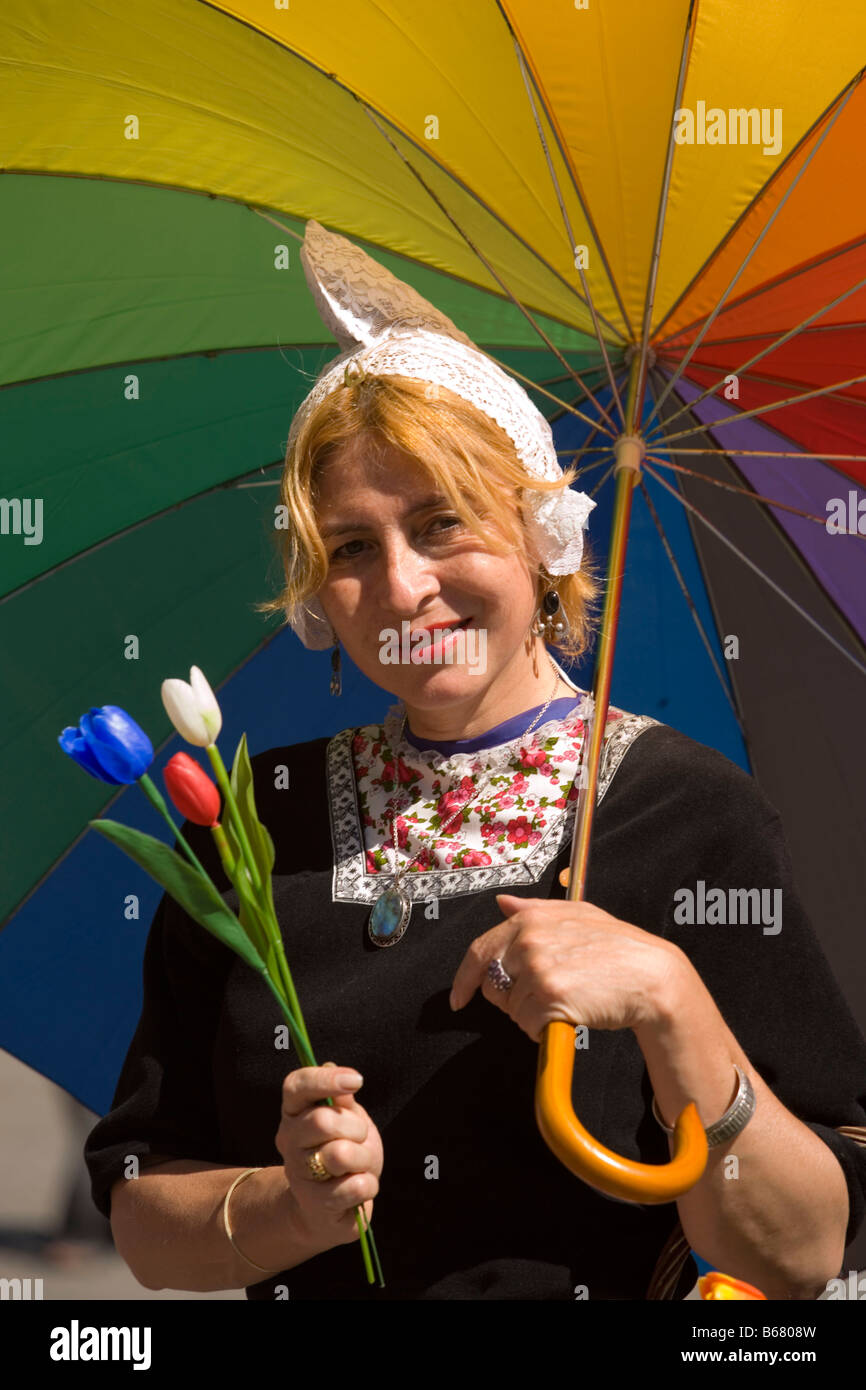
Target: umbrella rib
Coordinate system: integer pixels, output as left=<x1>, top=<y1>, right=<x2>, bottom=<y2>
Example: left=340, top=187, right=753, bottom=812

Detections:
left=645, top=400, right=866, bottom=495
left=651, top=68, right=866, bottom=346
left=539, top=364, right=619, bottom=417
left=538, top=364, right=609, bottom=388
left=557, top=448, right=616, bottom=463
left=650, top=361, right=866, bottom=430
left=544, top=379, right=610, bottom=424
left=565, top=454, right=617, bottom=477
left=646, top=267, right=866, bottom=438
left=628, top=0, right=698, bottom=432
left=653, top=363, right=866, bottom=415
left=637, top=478, right=744, bottom=729
left=647, top=445, right=866, bottom=463
left=0, top=459, right=285, bottom=608
left=645, top=80, right=858, bottom=431
left=588, top=462, right=616, bottom=500
left=644, top=454, right=862, bottom=532
left=356, top=102, right=619, bottom=439
left=554, top=376, right=630, bottom=468
left=641, top=460, right=866, bottom=679
left=657, top=315, right=866, bottom=351
left=545, top=369, right=628, bottom=426
left=646, top=369, right=866, bottom=448
left=506, top=30, right=626, bottom=429
left=540, top=365, right=610, bottom=414
left=655, top=234, right=866, bottom=351
left=497, top=2, right=634, bottom=342
left=475, top=346, right=619, bottom=438
left=350, top=97, right=625, bottom=344
left=648, top=366, right=866, bottom=659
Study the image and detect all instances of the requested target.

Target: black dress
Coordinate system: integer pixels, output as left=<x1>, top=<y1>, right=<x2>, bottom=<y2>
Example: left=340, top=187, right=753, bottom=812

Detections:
left=84, top=700, right=866, bottom=1300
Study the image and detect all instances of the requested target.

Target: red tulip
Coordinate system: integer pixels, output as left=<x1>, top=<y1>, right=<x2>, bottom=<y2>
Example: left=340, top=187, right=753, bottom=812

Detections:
left=163, top=752, right=221, bottom=827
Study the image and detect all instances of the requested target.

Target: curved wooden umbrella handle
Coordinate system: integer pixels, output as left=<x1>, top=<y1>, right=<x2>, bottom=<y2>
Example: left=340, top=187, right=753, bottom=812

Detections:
left=535, top=1020, right=708, bottom=1203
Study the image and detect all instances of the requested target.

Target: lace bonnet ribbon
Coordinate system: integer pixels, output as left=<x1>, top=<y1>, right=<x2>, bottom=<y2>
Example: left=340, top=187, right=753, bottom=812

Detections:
left=285, top=219, right=597, bottom=650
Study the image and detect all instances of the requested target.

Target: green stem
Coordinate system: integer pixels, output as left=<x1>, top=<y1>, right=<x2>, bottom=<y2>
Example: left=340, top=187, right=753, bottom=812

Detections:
left=205, top=744, right=262, bottom=895
left=262, top=976, right=384, bottom=1288
left=206, top=764, right=314, bottom=1060
left=138, top=774, right=209, bottom=878
left=259, top=971, right=309, bottom=1062
left=210, top=822, right=235, bottom=876
left=265, top=911, right=314, bottom=1058
left=207, top=749, right=313, bottom=1057
left=357, top=1206, right=385, bottom=1287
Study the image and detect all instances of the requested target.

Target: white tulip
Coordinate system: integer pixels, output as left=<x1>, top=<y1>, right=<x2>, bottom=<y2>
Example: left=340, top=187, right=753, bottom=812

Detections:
left=161, top=665, right=223, bottom=747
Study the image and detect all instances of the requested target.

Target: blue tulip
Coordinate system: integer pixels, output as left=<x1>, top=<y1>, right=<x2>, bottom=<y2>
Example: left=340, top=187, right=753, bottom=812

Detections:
left=59, top=705, right=154, bottom=785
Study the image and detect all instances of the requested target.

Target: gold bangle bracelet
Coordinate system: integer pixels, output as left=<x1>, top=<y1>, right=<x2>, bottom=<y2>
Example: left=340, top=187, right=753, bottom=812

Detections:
left=222, top=1167, right=281, bottom=1276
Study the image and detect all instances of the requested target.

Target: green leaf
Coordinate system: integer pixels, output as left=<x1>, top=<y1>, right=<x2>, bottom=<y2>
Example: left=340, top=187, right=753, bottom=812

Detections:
left=235, top=886, right=282, bottom=987
left=230, top=732, right=277, bottom=916
left=90, top=818, right=267, bottom=977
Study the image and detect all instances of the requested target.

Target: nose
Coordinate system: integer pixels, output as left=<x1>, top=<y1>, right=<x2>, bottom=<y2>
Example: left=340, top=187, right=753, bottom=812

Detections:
left=374, top=529, right=440, bottom=620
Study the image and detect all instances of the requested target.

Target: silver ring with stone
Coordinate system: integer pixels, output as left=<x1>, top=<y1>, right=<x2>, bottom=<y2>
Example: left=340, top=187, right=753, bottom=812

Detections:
left=487, top=957, right=514, bottom=991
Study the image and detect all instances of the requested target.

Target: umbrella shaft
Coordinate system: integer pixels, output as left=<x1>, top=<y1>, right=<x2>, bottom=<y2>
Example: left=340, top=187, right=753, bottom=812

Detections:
left=565, top=434, right=644, bottom=904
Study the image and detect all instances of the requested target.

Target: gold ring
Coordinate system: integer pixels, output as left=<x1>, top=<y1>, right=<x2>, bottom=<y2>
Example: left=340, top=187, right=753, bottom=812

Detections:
left=306, top=1150, right=332, bottom=1182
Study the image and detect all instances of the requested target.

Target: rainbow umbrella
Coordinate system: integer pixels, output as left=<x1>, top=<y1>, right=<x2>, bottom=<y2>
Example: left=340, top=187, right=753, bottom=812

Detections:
left=1, top=0, right=864, bottom=1220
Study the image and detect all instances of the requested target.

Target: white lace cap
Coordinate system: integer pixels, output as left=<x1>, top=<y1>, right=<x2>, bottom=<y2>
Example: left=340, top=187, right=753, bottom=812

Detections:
left=285, top=221, right=596, bottom=650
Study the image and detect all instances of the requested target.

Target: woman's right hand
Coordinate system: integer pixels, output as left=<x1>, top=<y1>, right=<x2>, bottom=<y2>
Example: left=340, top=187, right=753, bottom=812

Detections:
left=276, top=1062, right=384, bottom=1255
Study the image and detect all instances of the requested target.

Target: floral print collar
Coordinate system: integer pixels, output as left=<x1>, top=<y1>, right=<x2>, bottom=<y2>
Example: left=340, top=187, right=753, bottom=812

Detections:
left=326, top=696, right=660, bottom=905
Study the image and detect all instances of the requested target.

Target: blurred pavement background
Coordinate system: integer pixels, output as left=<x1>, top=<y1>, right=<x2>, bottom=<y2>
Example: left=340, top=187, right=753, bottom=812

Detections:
left=0, top=1047, right=242, bottom=1300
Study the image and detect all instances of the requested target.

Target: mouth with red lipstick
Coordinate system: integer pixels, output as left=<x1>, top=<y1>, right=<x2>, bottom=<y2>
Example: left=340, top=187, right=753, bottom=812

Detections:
left=408, top=615, right=474, bottom=662
left=410, top=616, right=473, bottom=641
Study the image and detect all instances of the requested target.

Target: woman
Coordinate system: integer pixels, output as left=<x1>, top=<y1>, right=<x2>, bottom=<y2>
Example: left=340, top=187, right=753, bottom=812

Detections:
left=85, top=222, right=866, bottom=1301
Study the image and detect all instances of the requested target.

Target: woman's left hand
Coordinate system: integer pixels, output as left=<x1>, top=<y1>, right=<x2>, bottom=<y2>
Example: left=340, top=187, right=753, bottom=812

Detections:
left=449, top=893, right=685, bottom=1042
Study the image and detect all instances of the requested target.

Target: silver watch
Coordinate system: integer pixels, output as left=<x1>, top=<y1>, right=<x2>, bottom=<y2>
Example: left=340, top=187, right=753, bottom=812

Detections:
left=652, top=1064, right=756, bottom=1148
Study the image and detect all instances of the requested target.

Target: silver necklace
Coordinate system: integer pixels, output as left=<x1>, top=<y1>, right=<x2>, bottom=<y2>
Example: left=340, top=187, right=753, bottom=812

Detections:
left=368, top=657, right=565, bottom=947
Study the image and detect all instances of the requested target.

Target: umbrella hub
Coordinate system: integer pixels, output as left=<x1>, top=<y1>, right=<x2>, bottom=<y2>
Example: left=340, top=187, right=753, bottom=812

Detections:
left=613, top=433, right=645, bottom=478
left=623, top=342, right=656, bottom=369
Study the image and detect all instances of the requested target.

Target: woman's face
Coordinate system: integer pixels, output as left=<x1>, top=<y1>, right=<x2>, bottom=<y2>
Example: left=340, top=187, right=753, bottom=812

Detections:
left=312, top=437, right=541, bottom=717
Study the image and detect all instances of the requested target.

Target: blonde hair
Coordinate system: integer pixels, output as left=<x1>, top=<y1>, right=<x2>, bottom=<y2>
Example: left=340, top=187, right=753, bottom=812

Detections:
left=255, top=374, right=602, bottom=662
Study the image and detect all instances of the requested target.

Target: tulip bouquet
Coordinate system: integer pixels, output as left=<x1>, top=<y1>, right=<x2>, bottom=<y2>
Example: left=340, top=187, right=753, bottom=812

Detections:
left=59, top=666, right=383, bottom=1288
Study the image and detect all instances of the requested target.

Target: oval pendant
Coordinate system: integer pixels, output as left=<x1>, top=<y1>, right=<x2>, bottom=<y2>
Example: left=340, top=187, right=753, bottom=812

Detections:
left=369, top=884, right=412, bottom=947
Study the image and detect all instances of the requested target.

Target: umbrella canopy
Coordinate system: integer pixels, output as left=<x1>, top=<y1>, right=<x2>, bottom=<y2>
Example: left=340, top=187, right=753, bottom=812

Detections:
left=1, top=0, right=864, bottom=1124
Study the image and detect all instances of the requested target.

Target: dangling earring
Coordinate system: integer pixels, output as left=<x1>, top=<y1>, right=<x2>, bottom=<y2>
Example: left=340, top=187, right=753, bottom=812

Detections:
left=531, top=587, right=571, bottom=643
left=329, top=628, right=342, bottom=696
